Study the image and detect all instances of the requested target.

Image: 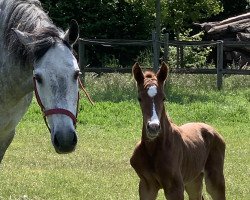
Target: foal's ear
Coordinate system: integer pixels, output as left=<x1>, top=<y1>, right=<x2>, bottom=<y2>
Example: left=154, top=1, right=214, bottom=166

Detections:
left=132, top=62, right=144, bottom=84
left=63, top=19, right=79, bottom=46
left=156, top=62, right=168, bottom=83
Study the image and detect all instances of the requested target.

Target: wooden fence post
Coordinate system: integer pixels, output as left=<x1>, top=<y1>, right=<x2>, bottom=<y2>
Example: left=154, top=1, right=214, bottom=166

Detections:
left=152, top=31, right=159, bottom=72
left=180, top=46, right=184, bottom=68
left=78, top=39, right=86, bottom=84
left=176, top=32, right=180, bottom=68
left=216, top=40, right=223, bottom=90
left=163, top=33, right=169, bottom=62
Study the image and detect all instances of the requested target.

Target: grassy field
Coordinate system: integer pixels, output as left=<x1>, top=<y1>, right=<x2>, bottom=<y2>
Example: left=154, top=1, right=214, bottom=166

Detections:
left=0, top=73, right=249, bottom=200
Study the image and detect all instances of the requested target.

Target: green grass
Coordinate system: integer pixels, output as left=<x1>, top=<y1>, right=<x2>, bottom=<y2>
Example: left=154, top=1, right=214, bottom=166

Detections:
left=0, top=73, right=249, bottom=199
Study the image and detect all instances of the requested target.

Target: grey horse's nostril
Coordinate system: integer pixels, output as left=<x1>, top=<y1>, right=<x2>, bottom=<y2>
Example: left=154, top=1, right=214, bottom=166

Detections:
left=53, top=130, right=77, bottom=153
left=54, top=134, right=60, bottom=148
left=72, top=133, right=77, bottom=146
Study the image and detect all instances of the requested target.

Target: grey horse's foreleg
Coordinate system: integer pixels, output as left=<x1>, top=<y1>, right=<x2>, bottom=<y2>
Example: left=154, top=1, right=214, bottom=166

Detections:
left=0, top=130, right=15, bottom=163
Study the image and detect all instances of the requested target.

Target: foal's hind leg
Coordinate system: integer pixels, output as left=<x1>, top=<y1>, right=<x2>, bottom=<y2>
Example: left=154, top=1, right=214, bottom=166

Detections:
left=185, top=172, right=204, bottom=200
left=205, top=137, right=226, bottom=200
left=205, top=169, right=225, bottom=200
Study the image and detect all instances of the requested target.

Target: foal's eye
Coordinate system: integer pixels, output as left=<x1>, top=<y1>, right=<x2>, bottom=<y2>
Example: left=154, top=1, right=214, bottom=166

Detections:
left=74, top=71, right=82, bottom=80
left=34, top=74, right=42, bottom=84
left=137, top=97, right=142, bottom=102
left=163, top=97, right=166, bottom=101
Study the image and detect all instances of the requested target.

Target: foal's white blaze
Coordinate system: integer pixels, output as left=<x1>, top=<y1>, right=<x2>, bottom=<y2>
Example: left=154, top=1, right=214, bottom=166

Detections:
left=147, top=86, right=160, bottom=125
left=150, top=102, right=160, bottom=125
left=147, top=85, right=157, bottom=97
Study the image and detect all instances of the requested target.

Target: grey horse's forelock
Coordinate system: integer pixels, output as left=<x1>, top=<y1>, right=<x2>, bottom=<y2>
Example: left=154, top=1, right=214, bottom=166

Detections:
left=2, top=0, right=63, bottom=63
left=25, top=28, right=62, bottom=61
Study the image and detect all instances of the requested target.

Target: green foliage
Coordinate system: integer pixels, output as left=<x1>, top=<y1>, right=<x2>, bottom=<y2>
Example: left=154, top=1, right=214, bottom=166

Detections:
left=41, top=0, right=153, bottom=39
left=136, top=47, right=153, bottom=67
left=40, top=0, right=225, bottom=38
left=127, top=0, right=223, bottom=32
left=40, top=0, right=224, bottom=68
left=162, top=0, right=222, bottom=32
left=40, top=0, right=250, bottom=41
left=166, top=30, right=213, bottom=68
left=210, top=0, right=250, bottom=21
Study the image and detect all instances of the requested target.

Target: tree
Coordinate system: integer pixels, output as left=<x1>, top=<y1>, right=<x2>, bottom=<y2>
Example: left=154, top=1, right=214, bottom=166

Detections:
left=126, top=0, right=222, bottom=34
left=41, top=0, right=153, bottom=39
left=206, top=0, right=249, bottom=21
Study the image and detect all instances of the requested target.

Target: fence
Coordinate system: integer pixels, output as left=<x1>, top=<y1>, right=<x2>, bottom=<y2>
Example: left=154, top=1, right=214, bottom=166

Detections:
left=78, top=32, right=250, bottom=90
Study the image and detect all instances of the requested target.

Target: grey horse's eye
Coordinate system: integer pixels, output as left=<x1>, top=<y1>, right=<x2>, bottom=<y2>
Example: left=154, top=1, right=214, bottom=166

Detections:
left=34, top=74, right=42, bottom=84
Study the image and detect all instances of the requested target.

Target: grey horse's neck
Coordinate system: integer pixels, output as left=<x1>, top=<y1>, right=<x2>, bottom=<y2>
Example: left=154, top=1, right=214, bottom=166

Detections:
left=0, top=0, right=49, bottom=106
left=0, top=52, right=33, bottom=108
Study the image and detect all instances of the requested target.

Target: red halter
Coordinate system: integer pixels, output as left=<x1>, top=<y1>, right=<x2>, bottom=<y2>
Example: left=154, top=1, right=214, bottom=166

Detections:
left=33, top=76, right=94, bottom=132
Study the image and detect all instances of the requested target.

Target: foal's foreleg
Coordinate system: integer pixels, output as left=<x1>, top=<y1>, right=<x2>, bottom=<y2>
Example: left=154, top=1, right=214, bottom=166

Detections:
left=162, top=174, right=184, bottom=200
left=139, top=178, right=159, bottom=200
left=164, top=186, right=184, bottom=200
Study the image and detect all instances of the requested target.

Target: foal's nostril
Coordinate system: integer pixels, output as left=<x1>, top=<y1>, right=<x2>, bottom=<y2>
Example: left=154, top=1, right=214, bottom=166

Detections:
left=147, top=122, right=161, bottom=133
left=147, top=123, right=151, bottom=130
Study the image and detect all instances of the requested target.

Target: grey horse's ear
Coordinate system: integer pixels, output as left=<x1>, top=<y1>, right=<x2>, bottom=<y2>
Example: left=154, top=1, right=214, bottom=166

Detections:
left=11, top=28, right=35, bottom=45
left=63, top=19, right=79, bottom=46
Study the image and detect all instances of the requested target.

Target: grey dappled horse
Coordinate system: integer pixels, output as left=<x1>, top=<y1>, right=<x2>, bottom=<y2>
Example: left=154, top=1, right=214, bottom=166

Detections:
left=0, top=0, right=81, bottom=162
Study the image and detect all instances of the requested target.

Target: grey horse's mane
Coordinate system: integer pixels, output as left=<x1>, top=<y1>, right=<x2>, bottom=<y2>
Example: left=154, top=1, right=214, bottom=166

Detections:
left=2, top=0, right=65, bottom=63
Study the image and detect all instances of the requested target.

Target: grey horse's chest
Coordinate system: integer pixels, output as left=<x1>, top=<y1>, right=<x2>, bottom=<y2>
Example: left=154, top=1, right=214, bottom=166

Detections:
left=0, top=53, right=33, bottom=133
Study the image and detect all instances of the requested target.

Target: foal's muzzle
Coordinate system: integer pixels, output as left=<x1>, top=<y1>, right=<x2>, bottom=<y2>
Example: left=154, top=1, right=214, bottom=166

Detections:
left=52, top=128, right=77, bottom=154
left=146, top=122, right=161, bottom=139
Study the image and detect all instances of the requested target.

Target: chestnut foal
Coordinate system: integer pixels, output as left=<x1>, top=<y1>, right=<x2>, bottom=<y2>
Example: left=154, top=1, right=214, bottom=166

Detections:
left=130, top=62, right=226, bottom=200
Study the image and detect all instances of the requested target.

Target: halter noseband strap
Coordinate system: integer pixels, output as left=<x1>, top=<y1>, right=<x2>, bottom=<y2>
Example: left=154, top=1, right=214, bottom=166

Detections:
left=44, top=109, right=77, bottom=125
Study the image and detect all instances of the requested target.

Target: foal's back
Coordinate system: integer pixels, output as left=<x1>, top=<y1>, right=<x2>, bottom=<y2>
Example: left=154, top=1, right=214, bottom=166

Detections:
left=178, top=122, right=226, bottom=187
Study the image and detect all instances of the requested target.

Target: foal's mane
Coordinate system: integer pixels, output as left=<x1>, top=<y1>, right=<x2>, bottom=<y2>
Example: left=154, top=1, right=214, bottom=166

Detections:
left=2, top=0, right=64, bottom=63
